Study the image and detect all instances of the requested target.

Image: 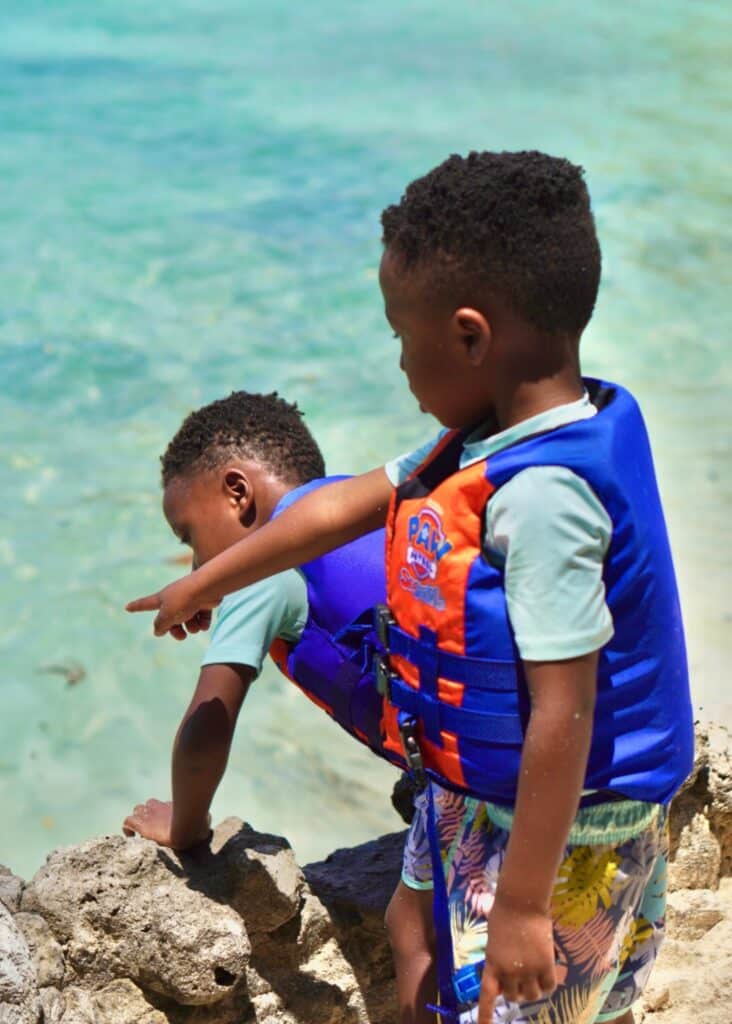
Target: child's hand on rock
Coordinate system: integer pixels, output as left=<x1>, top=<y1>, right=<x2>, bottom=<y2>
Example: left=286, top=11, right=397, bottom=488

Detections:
left=123, top=798, right=211, bottom=850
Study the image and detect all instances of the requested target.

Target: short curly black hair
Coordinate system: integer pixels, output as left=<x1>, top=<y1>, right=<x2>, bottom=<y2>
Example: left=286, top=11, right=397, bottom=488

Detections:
left=381, top=150, right=601, bottom=336
left=161, top=391, right=325, bottom=487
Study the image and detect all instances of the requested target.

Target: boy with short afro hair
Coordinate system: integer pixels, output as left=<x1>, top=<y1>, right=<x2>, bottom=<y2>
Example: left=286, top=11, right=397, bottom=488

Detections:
left=129, top=151, right=693, bottom=1024
left=123, top=390, right=386, bottom=849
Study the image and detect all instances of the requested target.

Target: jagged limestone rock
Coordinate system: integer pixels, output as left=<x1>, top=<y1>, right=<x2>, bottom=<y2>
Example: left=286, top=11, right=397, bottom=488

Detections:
left=92, top=979, right=169, bottom=1023
left=665, top=888, right=725, bottom=941
left=56, top=987, right=95, bottom=1024
left=669, top=722, right=732, bottom=876
left=0, top=870, right=23, bottom=917
left=21, top=835, right=250, bottom=1005
left=668, top=811, right=722, bottom=891
left=37, top=988, right=64, bottom=1024
left=0, top=903, right=40, bottom=1024
left=207, top=819, right=303, bottom=935
left=14, top=913, right=64, bottom=989
left=9, top=820, right=371, bottom=1024
left=305, top=831, right=404, bottom=1024
left=637, top=880, right=732, bottom=1024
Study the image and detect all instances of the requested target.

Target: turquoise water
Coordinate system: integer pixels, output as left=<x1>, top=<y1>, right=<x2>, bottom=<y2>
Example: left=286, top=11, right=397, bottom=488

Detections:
left=1, top=1, right=730, bottom=880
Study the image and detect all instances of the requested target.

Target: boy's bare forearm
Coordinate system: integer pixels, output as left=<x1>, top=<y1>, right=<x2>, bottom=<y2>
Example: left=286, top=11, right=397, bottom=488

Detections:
left=495, top=653, right=598, bottom=911
left=192, top=468, right=391, bottom=605
left=170, top=665, right=253, bottom=846
left=170, top=705, right=231, bottom=844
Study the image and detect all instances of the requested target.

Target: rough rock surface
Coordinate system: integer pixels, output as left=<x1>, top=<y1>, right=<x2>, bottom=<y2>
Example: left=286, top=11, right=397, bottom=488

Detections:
left=0, top=903, right=39, bottom=1024
left=20, top=833, right=251, bottom=1005
left=0, top=722, right=729, bottom=1024
left=0, top=871, right=23, bottom=917
left=3, top=818, right=369, bottom=1024
left=668, top=721, right=732, bottom=876
left=305, top=831, right=405, bottom=1024
left=13, top=915, right=64, bottom=991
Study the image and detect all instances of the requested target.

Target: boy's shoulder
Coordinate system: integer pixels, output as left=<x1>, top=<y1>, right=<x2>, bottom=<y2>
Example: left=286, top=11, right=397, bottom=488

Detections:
left=201, top=571, right=308, bottom=676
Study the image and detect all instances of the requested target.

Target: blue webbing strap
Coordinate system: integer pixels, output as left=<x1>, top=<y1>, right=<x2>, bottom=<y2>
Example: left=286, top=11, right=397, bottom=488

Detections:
left=389, top=676, right=524, bottom=745
left=425, top=778, right=460, bottom=1020
left=388, top=624, right=518, bottom=691
left=417, top=626, right=443, bottom=747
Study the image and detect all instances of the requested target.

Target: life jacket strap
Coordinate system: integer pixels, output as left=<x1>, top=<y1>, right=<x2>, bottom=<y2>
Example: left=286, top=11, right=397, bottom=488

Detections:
left=395, top=710, right=485, bottom=1019
left=425, top=780, right=486, bottom=1018
left=389, top=674, right=524, bottom=745
left=387, top=624, right=519, bottom=691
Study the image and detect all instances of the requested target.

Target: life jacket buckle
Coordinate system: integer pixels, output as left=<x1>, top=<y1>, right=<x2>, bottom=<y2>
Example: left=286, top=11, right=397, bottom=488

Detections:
left=374, top=653, right=396, bottom=699
left=398, top=716, right=427, bottom=791
left=374, top=603, right=395, bottom=648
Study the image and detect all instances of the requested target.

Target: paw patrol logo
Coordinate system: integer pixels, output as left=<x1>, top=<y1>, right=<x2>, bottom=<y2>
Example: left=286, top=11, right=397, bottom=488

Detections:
left=399, top=508, right=452, bottom=610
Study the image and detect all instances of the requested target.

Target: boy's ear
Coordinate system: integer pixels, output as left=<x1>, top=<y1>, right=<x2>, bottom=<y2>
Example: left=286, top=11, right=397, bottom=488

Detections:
left=222, top=468, right=253, bottom=512
left=452, top=307, right=492, bottom=365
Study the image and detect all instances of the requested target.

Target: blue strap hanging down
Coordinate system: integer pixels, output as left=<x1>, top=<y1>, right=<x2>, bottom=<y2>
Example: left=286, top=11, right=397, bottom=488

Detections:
left=425, top=777, right=460, bottom=1020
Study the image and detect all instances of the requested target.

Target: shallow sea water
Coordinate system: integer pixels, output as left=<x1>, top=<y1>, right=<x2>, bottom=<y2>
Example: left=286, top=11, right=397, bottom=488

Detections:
left=0, top=1, right=730, bottom=878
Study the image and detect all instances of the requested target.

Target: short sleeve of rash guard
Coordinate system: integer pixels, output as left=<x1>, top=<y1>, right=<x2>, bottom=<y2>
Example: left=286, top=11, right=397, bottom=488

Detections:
left=485, top=465, right=615, bottom=662
left=200, top=569, right=309, bottom=677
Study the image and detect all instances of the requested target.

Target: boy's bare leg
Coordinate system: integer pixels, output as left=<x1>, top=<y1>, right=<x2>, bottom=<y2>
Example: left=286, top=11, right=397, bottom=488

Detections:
left=385, top=881, right=437, bottom=1024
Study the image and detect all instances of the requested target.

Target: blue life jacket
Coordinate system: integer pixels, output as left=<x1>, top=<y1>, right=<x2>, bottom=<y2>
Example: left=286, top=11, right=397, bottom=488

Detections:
left=383, top=379, right=695, bottom=807
left=267, top=477, right=393, bottom=756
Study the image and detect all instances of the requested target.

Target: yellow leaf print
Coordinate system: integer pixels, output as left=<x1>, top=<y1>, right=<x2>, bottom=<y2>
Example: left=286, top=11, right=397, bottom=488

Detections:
left=552, top=847, right=621, bottom=928
left=450, top=901, right=488, bottom=970
left=618, top=915, right=653, bottom=967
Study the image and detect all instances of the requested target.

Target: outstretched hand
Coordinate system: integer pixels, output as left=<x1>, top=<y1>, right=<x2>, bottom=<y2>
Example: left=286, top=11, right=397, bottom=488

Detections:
left=126, top=575, right=217, bottom=639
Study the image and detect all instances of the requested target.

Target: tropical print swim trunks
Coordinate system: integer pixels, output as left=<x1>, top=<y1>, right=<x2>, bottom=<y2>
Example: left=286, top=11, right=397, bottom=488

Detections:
left=402, top=783, right=669, bottom=1024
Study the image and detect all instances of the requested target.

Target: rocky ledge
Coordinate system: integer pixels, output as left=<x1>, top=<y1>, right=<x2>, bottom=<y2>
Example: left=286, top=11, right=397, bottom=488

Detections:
left=1, top=723, right=730, bottom=1024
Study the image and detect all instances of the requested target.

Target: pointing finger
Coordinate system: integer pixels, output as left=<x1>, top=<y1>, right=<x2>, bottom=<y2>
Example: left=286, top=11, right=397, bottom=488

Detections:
left=126, top=593, right=162, bottom=613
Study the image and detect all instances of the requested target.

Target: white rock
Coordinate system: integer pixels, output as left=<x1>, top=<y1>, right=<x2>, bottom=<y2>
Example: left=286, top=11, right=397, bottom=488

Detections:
left=0, top=903, right=40, bottom=1024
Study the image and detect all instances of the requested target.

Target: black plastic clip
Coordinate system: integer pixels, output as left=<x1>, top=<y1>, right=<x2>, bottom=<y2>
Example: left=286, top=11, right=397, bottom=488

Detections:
left=374, top=603, right=394, bottom=648
left=374, top=653, right=394, bottom=699
left=399, top=717, right=427, bottom=791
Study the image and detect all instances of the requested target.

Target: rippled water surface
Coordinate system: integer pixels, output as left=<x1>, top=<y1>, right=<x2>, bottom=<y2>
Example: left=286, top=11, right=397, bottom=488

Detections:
left=1, top=1, right=730, bottom=877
